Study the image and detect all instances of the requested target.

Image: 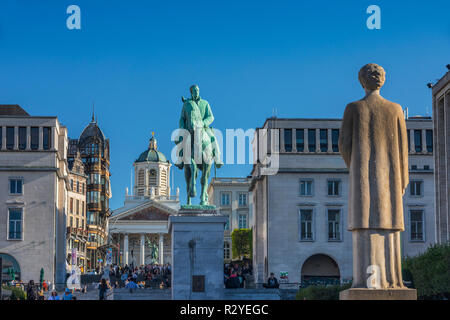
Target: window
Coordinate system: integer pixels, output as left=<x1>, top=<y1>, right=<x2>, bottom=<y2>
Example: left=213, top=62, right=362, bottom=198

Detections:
left=426, top=130, right=433, bottom=153
left=70, top=179, right=74, bottom=191
left=327, top=180, right=340, bottom=196
left=43, top=127, right=51, bottom=150
left=300, top=209, right=313, bottom=241
left=414, top=130, right=422, bottom=152
left=224, top=214, right=230, bottom=230
left=6, top=127, right=14, bottom=150
left=76, top=199, right=80, bottom=215
left=77, top=181, right=80, bottom=193
left=410, top=181, right=422, bottom=197
left=70, top=198, right=73, bottom=213
left=424, top=165, right=430, bottom=170
left=70, top=217, right=73, bottom=227
left=76, top=218, right=79, bottom=228
left=332, top=129, right=339, bottom=152
left=8, top=208, right=23, bottom=240
left=138, top=169, right=144, bottom=186
left=82, top=201, right=85, bottom=216
left=284, top=129, right=292, bottom=152
left=308, top=129, right=316, bottom=152
left=411, top=165, right=417, bottom=170
left=328, top=209, right=341, bottom=241
left=238, top=193, right=248, bottom=206
left=9, top=179, right=23, bottom=195
left=82, top=183, right=85, bottom=194
left=82, top=220, right=84, bottom=229
left=31, top=127, right=39, bottom=150
left=320, top=129, right=328, bottom=152
left=407, top=131, right=410, bottom=152
left=0, top=126, right=2, bottom=149
left=19, top=127, right=26, bottom=150
left=224, top=242, right=231, bottom=260
left=239, top=214, right=248, bottom=229
left=410, top=210, right=424, bottom=241
left=300, top=180, right=313, bottom=196
left=296, top=129, right=304, bottom=152
left=221, top=193, right=231, bottom=206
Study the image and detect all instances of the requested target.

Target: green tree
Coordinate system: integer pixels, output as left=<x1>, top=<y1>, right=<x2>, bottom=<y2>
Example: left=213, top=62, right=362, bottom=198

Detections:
left=231, top=229, right=252, bottom=260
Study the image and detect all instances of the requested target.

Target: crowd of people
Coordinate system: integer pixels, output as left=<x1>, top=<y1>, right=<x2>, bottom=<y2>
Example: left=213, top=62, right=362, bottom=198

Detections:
left=224, top=261, right=252, bottom=289
left=105, top=263, right=172, bottom=289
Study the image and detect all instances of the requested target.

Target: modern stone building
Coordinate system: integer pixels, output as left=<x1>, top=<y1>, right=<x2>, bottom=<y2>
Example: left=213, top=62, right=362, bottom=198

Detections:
left=66, top=152, right=88, bottom=273
left=432, top=68, right=450, bottom=244
left=250, top=117, right=435, bottom=286
left=68, top=115, right=111, bottom=271
left=0, top=105, right=69, bottom=288
left=108, top=134, right=179, bottom=266
left=208, top=177, right=253, bottom=262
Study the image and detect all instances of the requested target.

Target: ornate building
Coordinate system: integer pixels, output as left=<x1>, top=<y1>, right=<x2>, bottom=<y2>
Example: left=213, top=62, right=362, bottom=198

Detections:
left=108, top=134, right=179, bottom=267
left=68, top=114, right=111, bottom=271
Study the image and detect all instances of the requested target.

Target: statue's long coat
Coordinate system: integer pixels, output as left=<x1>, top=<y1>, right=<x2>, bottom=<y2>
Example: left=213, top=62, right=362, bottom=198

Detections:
left=339, top=94, right=409, bottom=231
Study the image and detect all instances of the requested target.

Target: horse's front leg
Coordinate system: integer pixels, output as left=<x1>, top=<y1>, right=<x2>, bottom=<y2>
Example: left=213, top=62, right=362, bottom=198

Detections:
left=200, top=164, right=211, bottom=205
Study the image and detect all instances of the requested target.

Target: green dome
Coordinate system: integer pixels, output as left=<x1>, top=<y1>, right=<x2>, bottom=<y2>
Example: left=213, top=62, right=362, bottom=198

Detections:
left=135, top=134, right=167, bottom=163
left=136, top=149, right=167, bottom=163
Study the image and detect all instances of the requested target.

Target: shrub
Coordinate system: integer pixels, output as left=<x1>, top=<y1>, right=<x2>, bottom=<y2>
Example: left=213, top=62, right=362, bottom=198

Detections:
left=296, top=283, right=351, bottom=300
left=2, top=285, right=27, bottom=300
left=402, top=243, right=450, bottom=300
left=231, top=229, right=252, bottom=260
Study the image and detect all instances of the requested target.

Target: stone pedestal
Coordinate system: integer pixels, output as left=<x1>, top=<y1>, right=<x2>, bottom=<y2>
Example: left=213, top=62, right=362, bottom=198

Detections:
left=169, top=207, right=227, bottom=300
left=340, top=288, right=417, bottom=300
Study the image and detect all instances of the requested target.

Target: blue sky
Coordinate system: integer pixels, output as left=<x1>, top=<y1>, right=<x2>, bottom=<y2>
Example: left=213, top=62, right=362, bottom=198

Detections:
left=0, top=0, right=449, bottom=209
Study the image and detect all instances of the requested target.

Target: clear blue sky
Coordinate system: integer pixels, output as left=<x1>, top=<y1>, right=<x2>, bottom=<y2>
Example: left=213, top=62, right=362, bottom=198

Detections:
left=1, top=0, right=449, bottom=209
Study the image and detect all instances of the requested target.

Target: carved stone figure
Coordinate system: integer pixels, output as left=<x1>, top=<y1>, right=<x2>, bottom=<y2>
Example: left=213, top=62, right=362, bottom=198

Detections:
left=339, top=63, right=409, bottom=288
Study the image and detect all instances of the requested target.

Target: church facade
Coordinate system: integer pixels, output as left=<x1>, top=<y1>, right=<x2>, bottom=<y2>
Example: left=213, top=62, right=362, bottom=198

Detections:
left=108, top=134, right=180, bottom=266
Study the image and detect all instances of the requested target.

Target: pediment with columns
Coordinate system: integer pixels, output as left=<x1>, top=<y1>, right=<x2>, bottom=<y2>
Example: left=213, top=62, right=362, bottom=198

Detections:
left=110, top=200, right=178, bottom=222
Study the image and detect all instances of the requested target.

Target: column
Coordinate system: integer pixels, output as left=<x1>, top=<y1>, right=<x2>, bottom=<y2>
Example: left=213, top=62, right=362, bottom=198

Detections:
left=409, top=129, right=415, bottom=153
left=279, top=128, right=285, bottom=152
left=327, top=128, right=332, bottom=153
left=158, top=233, right=164, bottom=265
left=140, top=234, right=145, bottom=266
left=124, top=234, right=129, bottom=266
left=26, top=127, right=31, bottom=150
left=304, top=128, right=308, bottom=152
left=38, top=127, right=43, bottom=150
left=292, top=129, right=297, bottom=152
left=14, top=127, right=18, bottom=150
left=421, top=129, right=427, bottom=153
left=52, top=127, right=57, bottom=151
left=1, top=127, right=6, bottom=150
left=315, top=128, right=320, bottom=153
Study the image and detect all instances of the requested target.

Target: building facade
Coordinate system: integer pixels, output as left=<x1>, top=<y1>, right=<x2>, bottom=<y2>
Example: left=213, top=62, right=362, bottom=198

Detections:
left=208, top=177, right=252, bottom=262
left=251, top=117, right=435, bottom=286
left=0, top=105, right=69, bottom=288
left=66, top=152, right=88, bottom=273
left=432, top=69, right=450, bottom=244
left=108, top=134, right=179, bottom=267
left=68, top=115, right=111, bottom=271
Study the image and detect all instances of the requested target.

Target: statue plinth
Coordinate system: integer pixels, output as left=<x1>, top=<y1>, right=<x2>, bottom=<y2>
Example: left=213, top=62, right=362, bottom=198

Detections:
left=340, top=288, right=417, bottom=300
left=179, top=205, right=217, bottom=215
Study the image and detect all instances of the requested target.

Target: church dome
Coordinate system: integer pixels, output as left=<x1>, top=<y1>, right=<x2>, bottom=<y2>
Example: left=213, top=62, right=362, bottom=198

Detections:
left=78, top=120, right=105, bottom=147
left=135, top=134, right=168, bottom=163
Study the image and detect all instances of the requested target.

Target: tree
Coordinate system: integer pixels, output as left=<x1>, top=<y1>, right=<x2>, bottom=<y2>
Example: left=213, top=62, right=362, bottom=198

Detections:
left=231, top=229, right=252, bottom=260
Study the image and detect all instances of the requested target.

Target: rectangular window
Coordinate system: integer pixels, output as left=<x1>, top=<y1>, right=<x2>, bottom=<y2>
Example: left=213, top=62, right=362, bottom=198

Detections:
left=82, top=201, right=85, bottom=216
left=238, top=214, right=248, bottom=229
left=221, top=193, right=231, bottom=206
left=300, top=180, right=313, bottom=196
left=19, top=127, right=27, bottom=150
left=9, top=179, right=23, bottom=195
left=31, top=127, right=39, bottom=150
left=82, top=220, right=84, bottom=229
left=327, top=180, right=340, bottom=196
left=70, top=198, right=73, bottom=213
left=426, top=130, right=433, bottom=153
left=238, top=193, right=248, bottom=206
left=8, top=208, right=23, bottom=240
left=43, top=127, right=51, bottom=150
left=320, top=129, right=328, bottom=152
left=296, top=129, right=304, bottom=152
left=284, top=129, right=292, bottom=152
left=77, top=181, right=80, bottom=193
left=300, top=209, right=313, bottom=241
left=414, top=130, right=422, bottom=152
left=332, top=129, right=339, bottom=152
left=76, top=218, right=79, bottom=228
left=70, top=217, right=73, bottom=227
left=6, top=127, right=14, bottom=150
left=76, top=199, right=80, bottom=215
left=328, top=209, right=341, bottom=241
left=308, top=129, right=316, bottom=152
left=407, top=131, right=410, bottom=152
left=410, top=210, right=424, bottom=241
left=410, top=181, right=422, bottom=196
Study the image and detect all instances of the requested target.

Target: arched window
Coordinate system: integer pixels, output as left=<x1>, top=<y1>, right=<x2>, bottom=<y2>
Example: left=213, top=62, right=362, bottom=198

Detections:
left=149, top=169, right=157, bottom=186
left=0, top=253, right=21, bottom=281
left=138, top=169, right=145, bottom=186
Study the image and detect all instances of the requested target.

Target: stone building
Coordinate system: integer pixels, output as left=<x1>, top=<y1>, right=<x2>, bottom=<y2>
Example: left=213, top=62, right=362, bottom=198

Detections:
left=67, top=115, right=111, bottom=271
left=66, top=152, right=88, bottom=273
left=432, top=68, right=450, bottom=244
left=250, top=117, right=435, bottom=286
left=0, top=105, right=69, bottom=288
left=108, top=134, right=179, bottom=266
left=207, top=177, right=253, bottom=262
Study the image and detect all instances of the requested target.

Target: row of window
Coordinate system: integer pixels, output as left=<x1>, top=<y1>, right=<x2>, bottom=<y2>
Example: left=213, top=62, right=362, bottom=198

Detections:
left=408, top=129, right=433, bottom=153
left=299, top=179, right=426, bottom=197
left=0, top=126, right=52, bottom=150
left=223, top=213, right=249, bottom=230
left=221, top=192, right=248, bottom=207
left=69, top=216, right=85, bottom=229
left=299, top=208, right=425, bottom=242
left=69, top=198, right=85, bottom=216
left=70, top=179, right=85, bottom=194
left=282, top=129, right=340, bottom=153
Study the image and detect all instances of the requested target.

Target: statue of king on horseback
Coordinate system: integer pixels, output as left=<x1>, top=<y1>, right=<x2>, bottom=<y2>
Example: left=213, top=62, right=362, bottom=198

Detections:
left=174, top=85, right=223, bottom=206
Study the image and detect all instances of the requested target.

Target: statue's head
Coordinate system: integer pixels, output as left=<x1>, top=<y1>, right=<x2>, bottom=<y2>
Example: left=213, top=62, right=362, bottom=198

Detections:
left=190, top=84, right=200, bottom=100
left=358, top=63, right=386, bottom=91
